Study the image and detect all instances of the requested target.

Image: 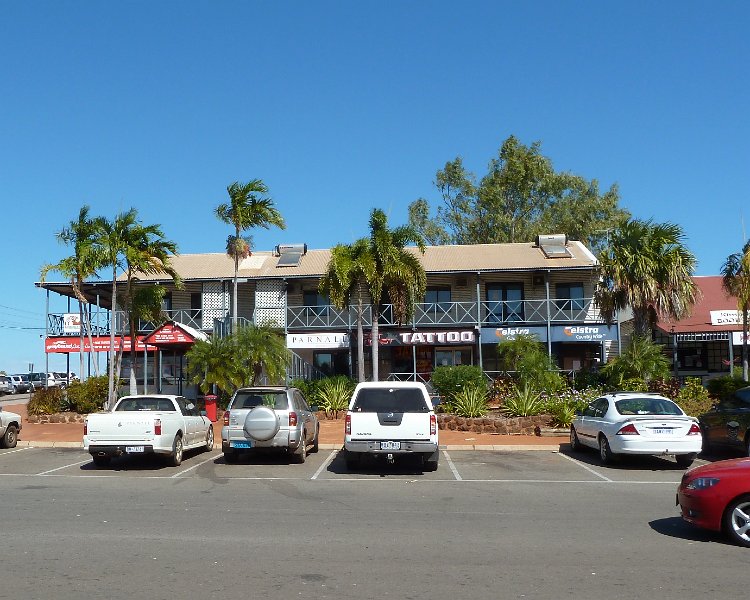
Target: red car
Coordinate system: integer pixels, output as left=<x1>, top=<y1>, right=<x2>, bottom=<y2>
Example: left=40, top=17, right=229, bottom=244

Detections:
left=677, top=458, right=750, bottom=547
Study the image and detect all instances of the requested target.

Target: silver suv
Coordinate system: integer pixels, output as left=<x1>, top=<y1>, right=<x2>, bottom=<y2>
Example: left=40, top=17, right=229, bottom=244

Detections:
left=221, top=387, right=319, bottom=463
left=0, top=376, right=13, bottom=395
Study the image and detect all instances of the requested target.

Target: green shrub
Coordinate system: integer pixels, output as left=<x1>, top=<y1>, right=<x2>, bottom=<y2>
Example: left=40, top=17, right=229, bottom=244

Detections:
left=706, top=375, right=748, bottom=401
left=488, top=376, right=516, bottom=404
left=27, top=387, right=65, bottom=415
left=540, top=386, right=601, bottom=427
left=501, top=384, right=545, bottom=417
left=313, top=376, right=355, bottom=418
left=676, top=377, right=714, bottom=417
left=601, top=336, right=670, bottom=385
left=648, top=378, right=681, bottom=400
left=66, top=376, right=109, bottom=413
left=431, top=365, right=486, bottom=404
left=497, top=334, right=566, bottom=392
left=618, top=377, right=648, bottom=392
left=289, top=378, right=319, bottom=401
left=452, top=386, right=489, bottom=418
left=572, top=368, right=605, bottom=390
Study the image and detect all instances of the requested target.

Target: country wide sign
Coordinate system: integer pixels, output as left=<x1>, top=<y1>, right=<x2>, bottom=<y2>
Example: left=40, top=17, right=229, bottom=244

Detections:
left=481, top=324, right=618, bottom=344
left=45, top=336, right=152, bottom=354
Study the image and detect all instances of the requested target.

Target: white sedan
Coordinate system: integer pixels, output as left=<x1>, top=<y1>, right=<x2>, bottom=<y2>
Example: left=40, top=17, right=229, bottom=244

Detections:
left=570, top=392, right=702, bottom=467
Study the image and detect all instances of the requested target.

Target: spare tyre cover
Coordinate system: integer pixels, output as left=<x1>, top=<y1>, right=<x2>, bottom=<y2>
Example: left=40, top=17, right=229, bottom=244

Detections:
left=244, top=406, right=280, bottom=441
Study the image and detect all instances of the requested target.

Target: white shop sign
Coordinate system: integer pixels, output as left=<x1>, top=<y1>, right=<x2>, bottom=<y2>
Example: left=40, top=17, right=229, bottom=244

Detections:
left=63, top=313, right=82, bottom=334
left=711, top=310, right=741, bottom=326
left=286, top=333, right=350, bottom=349
left=732, top=331, right=750, bottom=345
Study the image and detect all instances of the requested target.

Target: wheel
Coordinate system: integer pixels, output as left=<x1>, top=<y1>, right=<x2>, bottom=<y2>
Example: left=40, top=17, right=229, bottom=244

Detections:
left=223, top=450, right=238, bottom=463
left=168, top=435, right=183, bottom=467
left=92, top=455, right=110, bottom=467
left=423, top=450, right=439, bottom=472
left=675, top=453, right=696, bottom=468
left=204, top=426, right=214, bottom=452
left=1, top=425, right=18, bottom=448
left=745, top=436, right=750, bottom=458
left=344, top=450, right=360, bottom=471
left=724, top=495, right=750, bottom=547
left=569, top=426, right=582, bottom=452
left=292, top=436, right=307, bottom=463
left=599, top=434, right=615, bottom=465
left=311, top=425, right=320, bottom=453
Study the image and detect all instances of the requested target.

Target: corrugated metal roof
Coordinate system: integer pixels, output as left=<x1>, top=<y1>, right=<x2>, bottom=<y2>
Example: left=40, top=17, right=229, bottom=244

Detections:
left=656, top=276, right=743, bottom=334
left=121, top=240, right=597, bottom=282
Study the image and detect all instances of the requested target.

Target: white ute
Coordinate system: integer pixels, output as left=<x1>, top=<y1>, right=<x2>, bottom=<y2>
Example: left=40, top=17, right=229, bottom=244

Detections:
left=0, top=407, right=22, bottom=448
left=84, top=395, right=214, bottom=467
left=343, top=381, right=439, bottom=471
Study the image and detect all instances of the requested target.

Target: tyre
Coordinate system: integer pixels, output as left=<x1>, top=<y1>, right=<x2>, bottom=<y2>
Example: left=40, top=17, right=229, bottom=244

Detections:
left=569, top=426, right=582, bottom=452
left=599, top=434, right=615, bottom=465
left=675, top=453, right=696, bottom=468
left=1, top=425, right=18, bottom=449
left=243, top=406, right=280, bottom=442
left=723, top=495, right=750, bottom=547
left=311, top=425, right=320, bottom=453
left=204, top=426, right=215, bottom=452
left=92, top=455, right=110, bottom=468
left=168, top=435, right=183, bottom=467
left=223, top=450, right=238, bottom=463
left=423, top=450, right=439, bottom=472
left=344, top=450, right=360, bottom=471
left=292, top=436, right=307, bottom=463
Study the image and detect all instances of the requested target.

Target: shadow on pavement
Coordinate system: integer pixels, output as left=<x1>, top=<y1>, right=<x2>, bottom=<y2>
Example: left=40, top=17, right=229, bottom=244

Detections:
left=649, top=516, right=726, bottom=545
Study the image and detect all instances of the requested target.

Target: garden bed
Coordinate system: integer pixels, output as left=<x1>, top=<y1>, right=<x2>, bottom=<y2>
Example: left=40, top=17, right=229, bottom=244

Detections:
left=26, top=412, right=86, bottom=424
left=437, top=413, right=553, bottom=435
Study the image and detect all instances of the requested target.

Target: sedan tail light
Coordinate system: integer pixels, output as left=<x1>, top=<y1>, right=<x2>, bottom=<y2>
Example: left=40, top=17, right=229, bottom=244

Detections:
left=345, top=413, right=351, bottom=435
left=430, top=414, right=437, bottom=435
left=687, top=423, right=701, bottom=435
left=154, top=419, right=162, bottom=436
left=616, top=423, right=639, bottom=435
left=289, top=411, right=298, bottom=427
left=223, top=410, right=230, bottom=426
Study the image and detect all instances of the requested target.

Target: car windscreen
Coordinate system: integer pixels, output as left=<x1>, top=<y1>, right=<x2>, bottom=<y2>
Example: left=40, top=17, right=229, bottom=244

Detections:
left=351, top=388, right=430, bottom=413
left=115, top=397, right=177, bottom=411
left=231, top=391, right=289, bottom=410
left=614, top=398, right=683, bottom=416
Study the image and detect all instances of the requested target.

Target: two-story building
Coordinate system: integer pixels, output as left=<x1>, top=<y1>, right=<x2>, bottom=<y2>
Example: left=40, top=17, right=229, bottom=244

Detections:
left=38, top=235, right=619, bottom=394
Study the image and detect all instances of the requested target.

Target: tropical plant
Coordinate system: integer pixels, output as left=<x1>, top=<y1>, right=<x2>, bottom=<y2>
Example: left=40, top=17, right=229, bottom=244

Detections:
left=501, top=383, right=545, bottom=417
left=675, top=377, right=713, bottom=417
left=617, top=377, right=648, bottom=392
left=66, top=375, right=109, bottom=413
left=215, top=180, right=286, bottom=329
left=27, top=387, right=66, bottom=416
left=706, top=374, right=748, bottom=401
left=647, top=377, right=681, bottom=400
left=452, top=386, right=489, bottom=418
left=594, top=219, right=699, bottom=337
left=40, top=205, right=106, bottom=377
left=430, top=365, right=486, bottom=405
left=600, top=335, right=670, bottom=386
left=186, top=335, right=239, bottom=395
left=496, top=334, right=566, bottom=392
left=721, top=240, right=750, bottom=381
left=233, top=323, right=291, bottom=386
left=314, top=376, right=355, bottom=418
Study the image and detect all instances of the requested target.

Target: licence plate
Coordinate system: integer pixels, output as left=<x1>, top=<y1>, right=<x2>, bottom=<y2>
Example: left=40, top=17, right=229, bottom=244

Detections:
left=231, top=440, right=252, bottom=449
left=380, top=441, right=401, bottom=450
left=125, top=446, right=145, bottom=453
left=652, top=429, right=673, bottom=435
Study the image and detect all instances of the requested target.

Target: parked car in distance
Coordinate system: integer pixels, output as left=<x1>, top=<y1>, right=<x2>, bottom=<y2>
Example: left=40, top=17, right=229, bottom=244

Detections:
left=0, top=376, right=13, bottom=396
left=29, top=372, right=57, bottom=390
left=8, top=374, right=32, bottom=394
left=84, top=394, right=214, bottom=467
left=221, top=387, right=319, bottom=463
left=570, top=392, right=702, bottom=467
left=0, top=406, right=22, bottom=448
left=699, top=386, right=750, bottom=456
left=677, top=457, right=750, bottom=547
left=343, top=381, right=439, bottom=471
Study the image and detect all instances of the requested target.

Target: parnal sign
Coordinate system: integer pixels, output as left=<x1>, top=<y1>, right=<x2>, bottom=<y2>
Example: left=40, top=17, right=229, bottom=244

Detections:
left=287, top=333, right=350, bottom=349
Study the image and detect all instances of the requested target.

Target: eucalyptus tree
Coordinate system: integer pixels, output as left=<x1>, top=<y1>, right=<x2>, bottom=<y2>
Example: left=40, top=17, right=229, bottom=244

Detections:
left=594, top=219, right=699, bottom=337
left=41, top=205, right=106, bottom=377
left=721, top=240, right=750, bottom=381
left=319, top=239, right=373, bottom=382
left=215, top=180, right=286, bottom=330
left=365, top=209, right=426, bottom=381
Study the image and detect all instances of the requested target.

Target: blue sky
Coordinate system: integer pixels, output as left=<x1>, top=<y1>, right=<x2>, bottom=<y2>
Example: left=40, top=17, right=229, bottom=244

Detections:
left=0, top=1, right=748, bottom=375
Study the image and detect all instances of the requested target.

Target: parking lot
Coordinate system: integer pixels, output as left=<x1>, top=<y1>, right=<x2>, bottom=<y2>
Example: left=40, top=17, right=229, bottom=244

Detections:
left=2, top=445, right=744, bottom=600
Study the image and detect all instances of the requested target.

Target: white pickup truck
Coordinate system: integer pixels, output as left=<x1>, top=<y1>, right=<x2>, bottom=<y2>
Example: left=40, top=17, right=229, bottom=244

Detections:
left=84, top=395, right=214, bottom=467
left=0, top=407, right=22, bottom=448
left=343, top=381, right=439, bottom=471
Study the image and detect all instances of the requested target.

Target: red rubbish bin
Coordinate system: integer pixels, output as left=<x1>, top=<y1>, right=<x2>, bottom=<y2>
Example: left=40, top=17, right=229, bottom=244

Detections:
left=204, top=394, right=218, bottom=422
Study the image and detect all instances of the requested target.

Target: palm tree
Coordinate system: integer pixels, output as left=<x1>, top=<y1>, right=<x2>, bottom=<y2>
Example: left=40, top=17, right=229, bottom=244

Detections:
left=594, top=219, right=699, bottom=338
left=41, top=206, right=106, bottom=378
left=320, top=239, right=373, bottom=382
left=365, top=209, right=426, bottom=381
left=234, top=323, right=290, bottom=385
left=215, top=180, right=286, bottom=330
left=186, top=334, right=240, bottom=396
left=721, top=240, right=750, bottom=382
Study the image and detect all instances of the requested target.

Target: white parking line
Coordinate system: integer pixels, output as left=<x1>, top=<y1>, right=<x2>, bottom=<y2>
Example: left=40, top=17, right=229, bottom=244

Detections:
left=170, top=453, right=220, bottom=478
left=36, top=458, right=92, bottom=475
left=0, top=447, right=33, bottom=458
left=555, top=452, right=613, bottom=482
left=442, top=450, right=462, bottom=480
left=311, top=450, right=337, bottom=480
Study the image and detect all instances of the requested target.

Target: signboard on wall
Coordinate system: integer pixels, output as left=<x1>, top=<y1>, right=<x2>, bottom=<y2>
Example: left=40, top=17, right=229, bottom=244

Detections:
left=287, top=333, right=350, bottom=349
left=480, top=326, right=547, bottom=343
left=363, top=330, right=476, bottom=346
left=711, top=310, right=741, bottom=326
left=63, top=313, right=82, bottom=334
left=481, top=324, right=618, bottom=344
left=45, top=336, right=151, bottom=353
left=733, top=331, right=750, bottom=345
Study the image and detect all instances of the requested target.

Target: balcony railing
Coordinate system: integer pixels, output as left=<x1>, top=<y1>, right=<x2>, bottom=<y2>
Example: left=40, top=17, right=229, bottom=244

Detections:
left=46, top=309, right=211, bottom=337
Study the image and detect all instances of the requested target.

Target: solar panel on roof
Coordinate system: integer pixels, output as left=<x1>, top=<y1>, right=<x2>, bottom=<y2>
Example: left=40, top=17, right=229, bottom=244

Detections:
left=276, top=252, right=303, bottom=267
left=540, top=244, right=572, bottom=258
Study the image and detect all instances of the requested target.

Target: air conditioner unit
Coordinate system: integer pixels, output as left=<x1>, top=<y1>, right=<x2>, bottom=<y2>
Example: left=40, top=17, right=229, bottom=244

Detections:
left=532, top=272, right=545, bottom=286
